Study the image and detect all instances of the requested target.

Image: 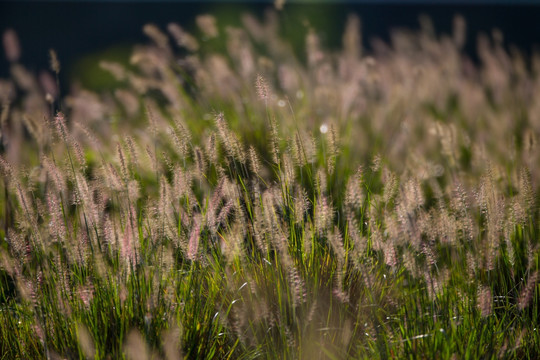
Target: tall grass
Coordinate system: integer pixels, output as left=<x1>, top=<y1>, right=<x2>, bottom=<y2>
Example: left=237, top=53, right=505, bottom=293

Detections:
left=0, top=11, right=539, bottom=359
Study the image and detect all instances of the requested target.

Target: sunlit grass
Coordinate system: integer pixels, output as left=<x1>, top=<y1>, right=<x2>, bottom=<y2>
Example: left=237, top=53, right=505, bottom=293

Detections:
left=0, top=11, right=539, bottom=359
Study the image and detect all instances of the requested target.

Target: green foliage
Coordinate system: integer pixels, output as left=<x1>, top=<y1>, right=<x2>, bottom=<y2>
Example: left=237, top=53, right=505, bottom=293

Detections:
left=0, top=11, right=539, bottom=360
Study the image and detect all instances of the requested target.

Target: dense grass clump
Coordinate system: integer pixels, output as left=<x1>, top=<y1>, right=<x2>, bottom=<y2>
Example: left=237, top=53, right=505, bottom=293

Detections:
left=0, top=12, right=539, bottom=359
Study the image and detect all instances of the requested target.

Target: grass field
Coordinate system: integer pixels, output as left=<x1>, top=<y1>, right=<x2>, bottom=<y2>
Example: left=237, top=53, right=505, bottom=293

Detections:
left=0, top=12, right=539, bottom=359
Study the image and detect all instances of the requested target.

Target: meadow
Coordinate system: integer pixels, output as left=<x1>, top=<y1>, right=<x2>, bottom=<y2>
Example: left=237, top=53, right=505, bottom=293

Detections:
left=0, top=11, right=539, bottom=359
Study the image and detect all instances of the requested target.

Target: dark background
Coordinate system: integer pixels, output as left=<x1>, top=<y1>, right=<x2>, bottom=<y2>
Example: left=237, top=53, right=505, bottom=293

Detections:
left=2, top=1, right=540, bottom=89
